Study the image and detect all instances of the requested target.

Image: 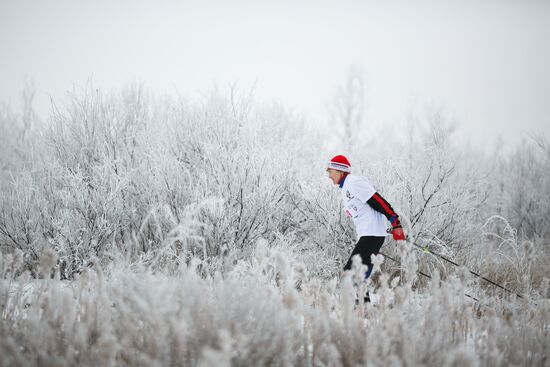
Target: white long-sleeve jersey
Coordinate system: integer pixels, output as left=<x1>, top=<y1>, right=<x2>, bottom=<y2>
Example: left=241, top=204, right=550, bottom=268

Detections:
left=340, top=174, right=389, bottom=239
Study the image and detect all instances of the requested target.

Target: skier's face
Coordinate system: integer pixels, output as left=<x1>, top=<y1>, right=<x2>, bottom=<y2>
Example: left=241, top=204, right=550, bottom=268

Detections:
left=327, top=169, right=344, bottom=185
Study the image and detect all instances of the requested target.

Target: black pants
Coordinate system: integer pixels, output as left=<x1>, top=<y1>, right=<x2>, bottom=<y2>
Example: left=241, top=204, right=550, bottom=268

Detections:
left=343, top=236, right=385, bottom=272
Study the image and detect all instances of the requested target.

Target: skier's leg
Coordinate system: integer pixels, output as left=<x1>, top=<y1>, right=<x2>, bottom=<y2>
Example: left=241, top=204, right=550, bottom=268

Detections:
left=343, top=238, right=364, bottom=271
left=356, top=236, right=385, bottom=303
left=359, top=236, right=385, bottom=280
left=344, top=236, right=385, bottom=275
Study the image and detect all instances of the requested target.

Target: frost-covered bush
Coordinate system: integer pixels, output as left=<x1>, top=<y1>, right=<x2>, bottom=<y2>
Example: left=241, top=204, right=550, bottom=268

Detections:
left=0, top=85, right=323, bottom=278
left=489, top=136, right=550, bottom=241
left=0, top=83, right=548, bottom=289
left=1, top=83, right=549, bottom=365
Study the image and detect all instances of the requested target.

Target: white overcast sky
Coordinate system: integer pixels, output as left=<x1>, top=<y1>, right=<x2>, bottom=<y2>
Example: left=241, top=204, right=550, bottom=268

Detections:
left=1, top=0, right=549, bottom=147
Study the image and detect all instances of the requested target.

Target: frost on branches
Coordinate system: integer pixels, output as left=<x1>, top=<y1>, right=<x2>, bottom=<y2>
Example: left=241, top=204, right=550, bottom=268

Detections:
left=0, top=84, right=549, bottom=366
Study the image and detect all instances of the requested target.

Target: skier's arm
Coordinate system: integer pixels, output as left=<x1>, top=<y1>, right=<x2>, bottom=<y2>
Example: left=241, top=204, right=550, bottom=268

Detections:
left=366, top=192, right=399, bottom=224
left=367, top=192, right=406, bottom=241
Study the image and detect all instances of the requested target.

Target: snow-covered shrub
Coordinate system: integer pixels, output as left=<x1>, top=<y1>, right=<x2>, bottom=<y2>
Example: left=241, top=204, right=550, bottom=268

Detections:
left=488, top=136, right=550, bottom=241
left=1, top=82, right=548, bottom=289
left=0, top=85, right=325, bottom=278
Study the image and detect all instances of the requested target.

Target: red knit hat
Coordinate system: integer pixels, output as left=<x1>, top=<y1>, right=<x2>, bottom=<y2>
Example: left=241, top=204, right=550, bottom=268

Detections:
left=326, top=155, right=351, bottom=173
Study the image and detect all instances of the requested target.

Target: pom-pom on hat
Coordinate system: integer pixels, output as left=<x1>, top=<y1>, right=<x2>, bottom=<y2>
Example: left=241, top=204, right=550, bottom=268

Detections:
left=326, top=155, right=351, bottom=173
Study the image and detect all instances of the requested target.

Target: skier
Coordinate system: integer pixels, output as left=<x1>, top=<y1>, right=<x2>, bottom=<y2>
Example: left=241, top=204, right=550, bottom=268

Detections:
left=326, top=155, right=405, bottom=301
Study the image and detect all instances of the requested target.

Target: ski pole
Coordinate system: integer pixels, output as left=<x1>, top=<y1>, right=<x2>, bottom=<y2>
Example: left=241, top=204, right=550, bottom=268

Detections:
left=387, top=229, right=524, bottom=300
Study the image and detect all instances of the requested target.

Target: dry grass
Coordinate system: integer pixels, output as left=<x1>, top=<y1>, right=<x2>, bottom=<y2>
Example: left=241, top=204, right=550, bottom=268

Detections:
left=1, top=247, right=548, bottom=367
